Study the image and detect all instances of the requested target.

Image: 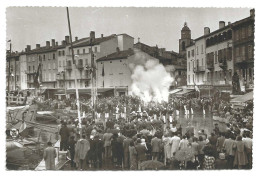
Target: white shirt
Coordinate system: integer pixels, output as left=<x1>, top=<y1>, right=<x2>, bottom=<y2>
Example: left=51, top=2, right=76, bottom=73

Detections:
left=242, top=137, right=253, bottom=149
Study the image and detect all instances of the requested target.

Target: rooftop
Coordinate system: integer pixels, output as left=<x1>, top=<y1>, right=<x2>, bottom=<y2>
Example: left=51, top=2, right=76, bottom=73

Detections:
left=72, top=35, right=116, bottom=48
left=96, top=49, right=135, bottom=62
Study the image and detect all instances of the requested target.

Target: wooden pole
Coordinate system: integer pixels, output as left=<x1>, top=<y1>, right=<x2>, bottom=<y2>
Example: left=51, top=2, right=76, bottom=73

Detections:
left=66, top=7, right=82, bottom=136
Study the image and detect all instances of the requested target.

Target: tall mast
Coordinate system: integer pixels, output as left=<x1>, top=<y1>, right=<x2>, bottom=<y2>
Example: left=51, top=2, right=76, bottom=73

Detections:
left=66, top=7, right=82, bottom=135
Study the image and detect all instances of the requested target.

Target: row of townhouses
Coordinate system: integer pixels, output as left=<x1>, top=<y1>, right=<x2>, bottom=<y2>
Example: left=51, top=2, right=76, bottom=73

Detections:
left=6, top=9, right=254, bottom=99
left=6, top=28, right=187, bottom=98
left=185, top=9, right=254, bottom=96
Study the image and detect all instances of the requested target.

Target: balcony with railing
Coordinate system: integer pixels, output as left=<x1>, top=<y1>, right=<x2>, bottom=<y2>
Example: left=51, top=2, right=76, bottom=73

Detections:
left=77, top=75, right=91, bottom=80
left=207, top=61, right=214, bottom=70
left=77, top=63, right=84, bottom=70
left=193, top=66, right=206, bottom=73
left=218, top=58, right=227, bottom=70
left=25, top=70, right=37, bottom=75
left=66, top=65, right=72, bottom=70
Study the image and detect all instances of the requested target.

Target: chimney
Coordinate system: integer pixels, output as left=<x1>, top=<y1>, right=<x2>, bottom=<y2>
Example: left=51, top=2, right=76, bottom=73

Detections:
left=101, top=34, right=104, bottom=38
left=51, top=39, right=55, bottom=47
left=116, top=47, right=120, bottom=53
left=250, top=9, right=255, bottom=17
left=56, top=41, right=58, bottom=46
left=65, top=36, right=70, bottom=44
left=46, top=41, right=50, bottom=48
left=219, top=21, right=225, bottom=29
left=90, top=31, right=95, bottom=43
left=204, top=27, right=210, bottom=35
left=62, top=40, right=66, bottom=46
left=26, top=45, right=31, bottom=51
left=75, top=36, right=78, bottom=41
left=36, top=44, right=40, bottom=49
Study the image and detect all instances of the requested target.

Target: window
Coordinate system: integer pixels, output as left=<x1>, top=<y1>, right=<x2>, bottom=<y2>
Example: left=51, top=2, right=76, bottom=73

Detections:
left=63, top=60, right=65, bottom=66
left=248, top=25, right=252, bottom=37
left=43, top=55, right=45, bottom=61
left=110, top=61, right=112, bottom=63
left=242, top=46, right=245, bottom=57
left=69, top=81, right=71, bottom=88
left=77, top=49, right=80, bottom=54
left=59, top=61, right=61, bottom=67
left=242, top=27, right=245, bottom=39
left=239, top=46, right=242, bottom=56
left=192, top=49, right=194, bottom=57
left=188, top=51, right=190, bottom=58
left=62, top=50, right=65, bottom=56
left=33, top=66, right=35, bottom=71
left=236, top=47, right=239, bottom=57
left=202, top=58, right=204, bottom=66
left=89, top=48, right=91, bottom=53
left=188, top=75, right=190, bottom=84
left=201, top=45, right=203, bottom=54
left=188, top=62, right=190, bottom=71
left=53, top=63, right=56, bottom=69
left=59, top=51, right=61, bottom=56
left=215, top=51, right=217, bottom=63
left=236, top=30, right=239, bottom=41
left=95, top=47, right=98, bottom=53
left=85, top=59, right=88, bottom=65
left=53, top=53, right=55, bottom=59
left=83, top=49, right=85, bottom=54
left=196, top=46, right=199, bottom=55
left=248, top=45, right=253, bottom=58
left=48, top=63, right=51, bottom=69
left=182, top=41, right=185, bottom=51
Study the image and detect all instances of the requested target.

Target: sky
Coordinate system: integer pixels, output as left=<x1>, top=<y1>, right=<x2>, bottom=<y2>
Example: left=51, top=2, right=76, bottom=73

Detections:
left=6, top=7, right=250, bottom=53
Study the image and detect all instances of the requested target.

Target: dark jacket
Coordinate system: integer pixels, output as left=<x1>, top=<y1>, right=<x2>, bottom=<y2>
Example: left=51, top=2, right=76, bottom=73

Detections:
left=92, top=138, right=104, bottom=156
left=151, top=137, right=162, bottom=152
left=135, top=144, right=147, bottom=161
left=68, top=139, right=76, bottom=152
left=59, top=126, right=70, bottom=141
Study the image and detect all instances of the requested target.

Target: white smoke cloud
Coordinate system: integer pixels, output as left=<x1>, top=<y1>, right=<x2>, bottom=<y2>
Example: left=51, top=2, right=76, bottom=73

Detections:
left=129, top=50, right=174, bottom=103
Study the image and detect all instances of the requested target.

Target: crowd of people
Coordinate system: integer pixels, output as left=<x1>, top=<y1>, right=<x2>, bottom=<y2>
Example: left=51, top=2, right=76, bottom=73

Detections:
left=40, top=93, right=254, bottom=170
left=52, top=115, right=252, bottom=170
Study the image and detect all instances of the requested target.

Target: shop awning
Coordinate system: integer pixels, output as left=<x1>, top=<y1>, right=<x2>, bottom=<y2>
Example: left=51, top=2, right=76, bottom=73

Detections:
left=175, top=89, right=195, bottom=97
left=169, top=88, right=182, bottom=94
left=230, top=91, right=253, bottom=104
left=66, top=88, right=114, bottom=94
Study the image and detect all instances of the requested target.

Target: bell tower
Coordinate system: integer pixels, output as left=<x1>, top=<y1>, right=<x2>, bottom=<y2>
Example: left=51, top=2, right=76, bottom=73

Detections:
left=179, top=22, right=192, bottom=57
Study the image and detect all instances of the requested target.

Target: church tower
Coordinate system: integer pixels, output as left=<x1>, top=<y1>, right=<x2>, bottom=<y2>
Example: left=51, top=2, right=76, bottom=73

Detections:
left=179, top=22, right=193, bottom=57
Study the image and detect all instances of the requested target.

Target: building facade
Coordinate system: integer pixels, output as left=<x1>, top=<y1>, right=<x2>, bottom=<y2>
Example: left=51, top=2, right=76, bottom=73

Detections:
left=96, top=48, right=134, bottom=96
left=186, top=9, right=254, bottom=95
left=6, top=52, right=20, bottom=92
left=232, top=9, right=255, bottom=92
left=205, top=22, right=233, bottom=91
left=19, top=52, right=27, bottom=90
